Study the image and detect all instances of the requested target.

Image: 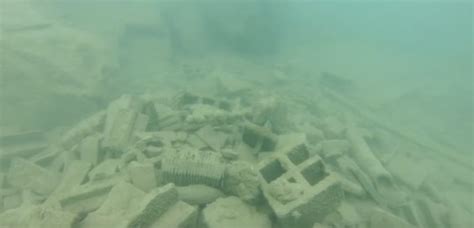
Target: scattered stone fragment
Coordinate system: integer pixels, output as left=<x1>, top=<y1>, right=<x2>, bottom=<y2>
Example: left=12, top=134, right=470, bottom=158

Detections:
left=202, top=196, right=271, bottom=228
left=128, top=161, right=157, bottom=192
left=46, top=160, right=92, bottom=204
left=0, top=205, right=77, bottom=228
left=7, top=158, right=59, bottom=195
left=369, top=207, right=416, bottom=228
left=176, top=185, right=224, bottom=205
left=221, top=148, right=239, bottom=160
left=320, top=116, right=346, bottom=139
left=79, top=134, right=102, bottom=165
left=386, top=152, right=435, bottom=190
left=224, top=161, right=261, bottom=203
left=88, top=159, right=120, bottom=181
left=320, top=139, right=350, bottom=159
left=60, top=110, right=106, bottom=150
left=242, top=122, right=278, bottom=152
left=150, top=201, right=198, bottom=228
left=60, top=178, right=119, bottom=213
left=196, top=125, right=228, bottom=151
left=127, top=183, right=178, bottom=228
left=94, top=181, right=145, bottom=216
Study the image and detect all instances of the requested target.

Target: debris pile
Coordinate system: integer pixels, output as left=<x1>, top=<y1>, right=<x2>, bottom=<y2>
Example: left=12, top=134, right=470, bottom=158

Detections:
left=0, top=80, right=472, bottom=228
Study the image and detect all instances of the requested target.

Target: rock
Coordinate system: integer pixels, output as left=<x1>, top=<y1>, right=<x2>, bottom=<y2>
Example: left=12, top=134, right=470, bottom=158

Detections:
left=128, top=161, right=157, bottom=192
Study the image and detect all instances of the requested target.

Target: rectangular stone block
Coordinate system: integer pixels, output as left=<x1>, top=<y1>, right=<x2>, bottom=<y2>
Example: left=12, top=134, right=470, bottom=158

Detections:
left=7, top=158, right=59, bottom=195
left=59, top=178, right=118, bottom=213
left=46, top=160, right=92, bottom=204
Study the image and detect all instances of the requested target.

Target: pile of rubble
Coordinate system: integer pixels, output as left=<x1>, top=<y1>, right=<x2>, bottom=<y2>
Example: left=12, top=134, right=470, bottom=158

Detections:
left=0, top=81, right=472, bottom=228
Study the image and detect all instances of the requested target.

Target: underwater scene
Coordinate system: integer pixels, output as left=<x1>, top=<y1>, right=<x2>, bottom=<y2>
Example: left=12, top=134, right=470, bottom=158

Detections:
left=0, top=0, right=472, bottom=227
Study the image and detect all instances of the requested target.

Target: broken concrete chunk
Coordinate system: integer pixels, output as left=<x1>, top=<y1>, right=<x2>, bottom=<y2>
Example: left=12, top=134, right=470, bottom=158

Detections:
left=321, top=116, right=346, bottom=139
left=0, top=130, right=49, bottom=161
left=369, top=208, right=416, bottom=228
left=202, top=196, right=271, bottom=228
left=221, top=148, right=239, bottom=160
left=103, top=109, right=139, bottom=153
left=150, top=201, right=198, bottom=228
left=128, top=161, right=157, bottom=192
left=161, top=149, right=225, bottom=188
left=320, top=139, right=350, bottom=159
left=60, top=178, right=118, bottom=213
left=176, top=185, right=224, bottom=205
left=196, top=125, right=228, bottom=151
left=60, top=110, right=106, bottom=150
left=386, top=152, right=435, bottom=190
left=79, top=134, right=102, bottom=165
left=94, top=181, right=145, bottom=216
left=242, top=122, right=278, bottom=152
left=224, top=161, right=261, bottom=203
left=0, top=205, right=77, bottom=228
left=46, top=160, right=92, bottom=204
left=88, top=159, right=120, bottom=181
left=127, top=183, right=178, bottom=228
left=258, top=150, right=343, bottom=227
left=7, top=158, right=59, bottom=195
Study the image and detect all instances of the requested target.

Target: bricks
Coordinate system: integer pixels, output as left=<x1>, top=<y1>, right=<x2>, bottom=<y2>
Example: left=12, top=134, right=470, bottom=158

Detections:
left=46, top=160, right=92, bottom=204
left=7, top=158, right=59, bottom=195
left=257, top=143, right=343, bottom=228
left=127, top=183, right=178, bottom=228
left=128, top=161, right=157, bottom=192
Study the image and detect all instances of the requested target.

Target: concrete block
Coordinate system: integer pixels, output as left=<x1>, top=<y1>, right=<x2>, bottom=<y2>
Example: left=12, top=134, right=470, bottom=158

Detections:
left=161, top=149, right=225, bottom=188
left=386, top=153, right=435, bottom=190
left=150, top=201, right=198, bottom=228
left=7, top=158, right=59, bottom=195
left=0, top=130, right=48, bottom=160
left=103, top=109, right=139, bottom=153
left=127, top=183, right=178, bottom=228
left=79, top=134, right=102, bottom=165
left=201, top=196, right=271, bottom=228
left=196, top=125, right=228, bottom=151
left=257, top=143, right=343, bottom=228
left=128, top=161, right=157, bottom=192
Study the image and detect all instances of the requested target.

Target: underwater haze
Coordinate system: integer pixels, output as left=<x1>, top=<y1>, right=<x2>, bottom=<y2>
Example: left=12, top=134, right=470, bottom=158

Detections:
left=0, top=0, right=472, bottom=227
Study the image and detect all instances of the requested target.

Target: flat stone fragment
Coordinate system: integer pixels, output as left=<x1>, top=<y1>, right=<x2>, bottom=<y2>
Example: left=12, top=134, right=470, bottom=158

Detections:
left=60, top=178, right=118, bottom=213
left=94, top=181, right=145, bottom=216
left=7, top=158, right=59, bottom=195
left=202, top=196, right=271, bottom=228
left=150, top=201, right=198, bottom=228
left=46, top=160, right=92, bottom=204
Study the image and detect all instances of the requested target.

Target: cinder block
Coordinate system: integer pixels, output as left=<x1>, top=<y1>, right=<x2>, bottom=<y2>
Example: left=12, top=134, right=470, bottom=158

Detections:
left=128, top=161, right=157, bottom=192
left=257, top=143, right=343, bottom=228
left=127, top=183, right=178, bottom=228
left=161, top=149, right=225, bottom=188
left=7, top=158, right=59, bottom=195
left=150, top=201, right=198, bottom=228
